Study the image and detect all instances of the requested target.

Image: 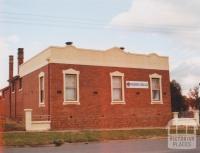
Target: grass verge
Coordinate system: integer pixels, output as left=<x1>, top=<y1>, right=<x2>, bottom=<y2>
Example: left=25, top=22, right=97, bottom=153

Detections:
left=1, top=128, right=200, bottom=147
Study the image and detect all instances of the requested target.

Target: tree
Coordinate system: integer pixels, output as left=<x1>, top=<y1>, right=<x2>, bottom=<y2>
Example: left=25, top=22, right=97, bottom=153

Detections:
left=170, top=80, right=186, bottom=112
left=187, top=86, right=200, bottom=110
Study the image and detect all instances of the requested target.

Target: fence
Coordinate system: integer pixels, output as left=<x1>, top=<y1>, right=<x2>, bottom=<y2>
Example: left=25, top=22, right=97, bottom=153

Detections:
left=170, top=111, right=199, bottom=127
left=24, top=109, right=51, bottom=131
left=179, top=111, right=194, bottom=118
left=32, top=115, right=51, bottom=121
left=167, top=111, right=199, bottom=149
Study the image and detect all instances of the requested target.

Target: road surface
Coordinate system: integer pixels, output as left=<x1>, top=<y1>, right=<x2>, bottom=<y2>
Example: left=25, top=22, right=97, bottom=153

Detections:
left=3, top=137, right=200, bottom=153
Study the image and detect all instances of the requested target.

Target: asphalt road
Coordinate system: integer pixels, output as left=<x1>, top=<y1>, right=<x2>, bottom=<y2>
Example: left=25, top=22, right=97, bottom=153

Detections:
left=3, top=137, right=200, bottom=153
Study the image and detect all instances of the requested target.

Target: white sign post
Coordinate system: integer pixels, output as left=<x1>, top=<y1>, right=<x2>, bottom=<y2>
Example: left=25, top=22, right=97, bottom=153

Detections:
left=126, top=81, right=149, bottom=89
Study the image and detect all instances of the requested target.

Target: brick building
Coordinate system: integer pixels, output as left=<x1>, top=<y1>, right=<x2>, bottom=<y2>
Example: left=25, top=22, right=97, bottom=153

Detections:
left=0, top=43, right=172, bottom=130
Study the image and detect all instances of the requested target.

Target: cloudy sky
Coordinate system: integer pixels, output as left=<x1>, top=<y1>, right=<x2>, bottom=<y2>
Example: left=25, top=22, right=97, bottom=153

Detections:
left=0, top=0, right=200, bottom=94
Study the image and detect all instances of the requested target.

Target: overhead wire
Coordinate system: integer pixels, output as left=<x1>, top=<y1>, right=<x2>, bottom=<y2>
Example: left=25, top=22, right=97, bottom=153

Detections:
left=0, top=11, right=200, bottom=34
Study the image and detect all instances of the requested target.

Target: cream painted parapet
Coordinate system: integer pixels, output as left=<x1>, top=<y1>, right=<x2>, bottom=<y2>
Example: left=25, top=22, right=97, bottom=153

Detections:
left=19, top=45, right=169, bottom=77
left=50, top=46, right=169, bottom=70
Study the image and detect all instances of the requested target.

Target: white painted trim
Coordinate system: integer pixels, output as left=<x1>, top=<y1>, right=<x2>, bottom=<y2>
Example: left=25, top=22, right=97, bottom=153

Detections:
left=63, top=102, right=80, bottom=105
left=111, top=102, right=126, bottom=105
left=39, top=72, right=45, bottom=78
left=63, top=68, right=80, bottom=105
left=32, top=121, right=51, bottom=124
left=110, top=71, right=125, bottom=104
left=110, top=71, right=124, bottom=77
left=149, top=73, right=163, bottom=104
left=39, top=103, right=45, bottom=107
left=24, top=109, right=33, bottom=112
left=38, top=72, right=45, bottom=107
left=63, top=68, right=80, bottom=75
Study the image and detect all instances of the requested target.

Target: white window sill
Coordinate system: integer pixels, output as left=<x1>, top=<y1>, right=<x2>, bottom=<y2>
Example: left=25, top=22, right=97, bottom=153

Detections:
left=12, top=91, right=15, bottom=94
left=63, top=101, right=80, bottom=105
left=111, top=101, right=126, bottom=105
left=151, top=101, right=163, bottom=104
left=18, top=89, right=22, bottom=92
left=39, top=103, right=45, bottom=107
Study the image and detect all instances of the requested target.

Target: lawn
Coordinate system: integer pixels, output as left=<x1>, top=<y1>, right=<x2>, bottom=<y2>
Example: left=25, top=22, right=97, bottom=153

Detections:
left=1, top=128, right=199, bottom=146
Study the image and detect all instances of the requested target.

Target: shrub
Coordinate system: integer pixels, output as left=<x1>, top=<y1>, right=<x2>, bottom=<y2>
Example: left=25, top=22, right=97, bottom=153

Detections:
left=53, top=139, right=64, bottom=146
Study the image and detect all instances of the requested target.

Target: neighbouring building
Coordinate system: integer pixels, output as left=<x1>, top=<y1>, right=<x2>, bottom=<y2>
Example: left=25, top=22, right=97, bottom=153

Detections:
left=0, top=42, right=172, bottom=130
left=0, top=90, right=5, bottom=129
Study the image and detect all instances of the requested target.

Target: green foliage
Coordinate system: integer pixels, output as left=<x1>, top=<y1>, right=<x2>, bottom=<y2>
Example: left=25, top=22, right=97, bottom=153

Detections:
left=188, top=86, right=200, bottom=109
left=170, top=80, right=186, bottom=112
left=4, top=120, right=25, bottom=131
left=2, top=129, right=169, bottom=146
left=4, top=129, right=200, bottom=147
left=53, top=139, right=64, bottom=146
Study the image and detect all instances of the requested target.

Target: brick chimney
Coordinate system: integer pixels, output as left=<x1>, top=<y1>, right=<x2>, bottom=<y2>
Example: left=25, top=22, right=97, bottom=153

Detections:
left=17, top=48, right=24, bottom=74
left=9, top=55, right=14, bottom=81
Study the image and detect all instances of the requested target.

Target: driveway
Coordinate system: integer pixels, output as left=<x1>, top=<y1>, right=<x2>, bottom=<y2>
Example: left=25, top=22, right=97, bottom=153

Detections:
left=3, top=137, right=200, bottom=153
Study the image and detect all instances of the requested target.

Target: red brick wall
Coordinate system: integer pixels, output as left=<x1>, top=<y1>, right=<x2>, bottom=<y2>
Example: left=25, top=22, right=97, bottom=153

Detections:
left=14, top=79, right=24, bottom=120
left=0, top=95, right=6, bottom=131
left=4, top=63, right=172, bottom=130
left=2, top=89, right=10, bottom=118
left=6, top=79, right=26, bottom=120
left=49, top=64, right=172, bottom=129
left=22, top=65, right=49, bottom=118
left=0, top=96, right=5, bottom=116
left=10, top=87, right=15, bottom=119
left=4, top=65, right=50, bottom=121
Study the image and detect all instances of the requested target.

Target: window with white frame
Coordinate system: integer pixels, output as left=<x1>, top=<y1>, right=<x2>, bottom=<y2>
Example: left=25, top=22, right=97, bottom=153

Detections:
left=39, top=72, right=45, bottom=106
left=63, top=69, right=80, bottom=104
left=149, top=73, right=163, bottom=104
left=110, top=71, right=125, bottom=104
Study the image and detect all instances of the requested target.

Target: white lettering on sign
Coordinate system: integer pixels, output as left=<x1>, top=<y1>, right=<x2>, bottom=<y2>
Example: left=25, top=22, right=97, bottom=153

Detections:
left=126, top=81, right=149, bottom=89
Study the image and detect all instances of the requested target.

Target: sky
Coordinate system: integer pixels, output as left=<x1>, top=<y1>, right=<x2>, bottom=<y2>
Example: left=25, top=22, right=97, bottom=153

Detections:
left=0, top=0, right=200, bottom=95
